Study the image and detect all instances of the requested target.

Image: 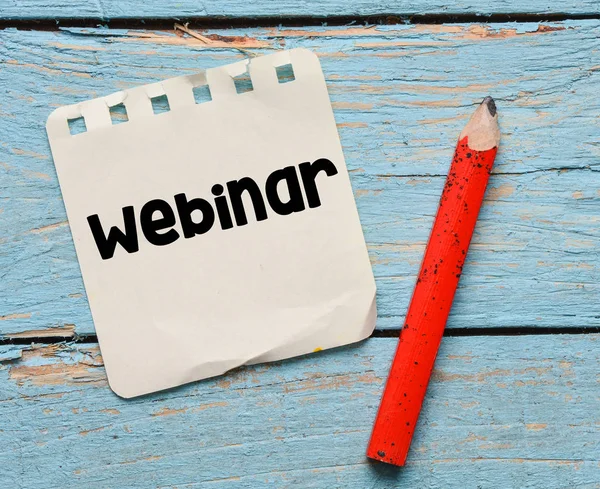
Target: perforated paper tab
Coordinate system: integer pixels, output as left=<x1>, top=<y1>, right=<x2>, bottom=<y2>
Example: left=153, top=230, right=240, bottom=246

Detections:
left=47, top=49, right=376, bottom=398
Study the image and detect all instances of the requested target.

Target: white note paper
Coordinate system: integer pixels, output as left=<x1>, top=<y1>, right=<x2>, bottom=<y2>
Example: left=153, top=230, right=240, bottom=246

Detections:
left=47, top=49, right=376, bottom=398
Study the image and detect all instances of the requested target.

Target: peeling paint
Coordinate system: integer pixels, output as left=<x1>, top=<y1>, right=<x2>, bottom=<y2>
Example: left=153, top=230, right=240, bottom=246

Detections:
left=121, top=30, right=271, bottom=49
left=6, top=59, right=92, bottom=78
left=151, top=407, right=186, bottom=417
left=6, top=324, right=75, bottom=339
left=0, top=313, right=32, bottom=321
left=27, top=221, right=69, bottom=234
left=462, top=24, right=567, bottom=40
left=283, top=371, right=381, bottom=393
left=486, top=183, right=515, bottom=200
left=8, top=346, right=106, bottom=387
left=79, top=426, right=107, bottom=436
left=12, top=148, right=48, bottom=160
left=100, top=409, right=121, bottom=415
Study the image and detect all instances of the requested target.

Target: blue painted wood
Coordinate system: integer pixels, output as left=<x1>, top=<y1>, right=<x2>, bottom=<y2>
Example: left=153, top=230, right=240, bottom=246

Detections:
left=0, top=8, right=597, bottom=488
left=0, top=22, right=598, bottom=336
left=0, top=0, right=598, bottom=20
left=0, top=335, right=598, bottom=487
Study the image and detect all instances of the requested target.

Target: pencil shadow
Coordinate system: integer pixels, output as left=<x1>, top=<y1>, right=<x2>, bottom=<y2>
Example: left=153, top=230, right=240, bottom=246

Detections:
left=365, top=457, right=404, bottom=484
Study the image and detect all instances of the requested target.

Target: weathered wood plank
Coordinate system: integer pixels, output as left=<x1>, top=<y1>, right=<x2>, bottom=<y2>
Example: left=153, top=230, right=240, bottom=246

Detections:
left=0, top=0, right=598, bottom=20
left=0, top=23, right=598, bottom=336
left=0, top=335, right=598, bottom=487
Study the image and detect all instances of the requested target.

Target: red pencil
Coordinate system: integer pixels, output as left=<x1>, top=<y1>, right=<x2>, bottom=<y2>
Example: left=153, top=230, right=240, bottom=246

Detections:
left=367, top=97, right=500, bottom=466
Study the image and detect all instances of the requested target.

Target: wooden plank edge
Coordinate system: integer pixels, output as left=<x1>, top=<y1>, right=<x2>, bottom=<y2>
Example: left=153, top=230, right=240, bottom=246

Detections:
left=1, top=13, right=600, bottom=27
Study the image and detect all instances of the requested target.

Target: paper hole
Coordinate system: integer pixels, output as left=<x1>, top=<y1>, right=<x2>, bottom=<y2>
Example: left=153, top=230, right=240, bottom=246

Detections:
left=193, top=84, right=212, bottom=104
left=109, top=103, right=129, bottom=124
left=232, top=73, right=254, bottom=94
left=68, top=116, right=87, bottom=135
left=275, top=64, right=295, bottom=84
left=151, top=94, right=170, bottom=115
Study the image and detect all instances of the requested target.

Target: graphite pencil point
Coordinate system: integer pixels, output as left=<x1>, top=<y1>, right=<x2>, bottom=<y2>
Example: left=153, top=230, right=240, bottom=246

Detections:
left=483, top=96, right=497, bottom=116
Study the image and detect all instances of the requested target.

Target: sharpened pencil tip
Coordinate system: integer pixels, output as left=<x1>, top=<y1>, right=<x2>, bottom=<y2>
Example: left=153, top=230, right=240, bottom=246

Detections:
left=459, top=96, right=501, bottom=150
left=483, top=96, right=496, bottom=117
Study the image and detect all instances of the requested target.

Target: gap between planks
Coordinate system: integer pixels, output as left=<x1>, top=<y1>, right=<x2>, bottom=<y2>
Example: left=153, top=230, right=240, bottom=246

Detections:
left=1, top=326, right=600, bottom=347
left=0, top=13, right=600, bottom=31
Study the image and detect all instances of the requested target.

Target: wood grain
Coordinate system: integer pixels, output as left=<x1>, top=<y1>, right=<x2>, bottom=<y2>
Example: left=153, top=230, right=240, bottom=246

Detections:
left=0, top=0, right=599, bottom=20
left=0, top=335, right=598, bottom=487
left=0, top=22, right=598, bottom=337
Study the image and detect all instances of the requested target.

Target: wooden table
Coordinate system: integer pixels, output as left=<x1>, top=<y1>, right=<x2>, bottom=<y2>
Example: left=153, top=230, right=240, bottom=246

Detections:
left=1, top=2, right=599, bottom=487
